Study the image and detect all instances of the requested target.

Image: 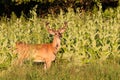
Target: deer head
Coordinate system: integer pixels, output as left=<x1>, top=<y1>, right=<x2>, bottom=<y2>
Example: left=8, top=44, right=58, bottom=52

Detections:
left=46, top=22, right=67, bottom=53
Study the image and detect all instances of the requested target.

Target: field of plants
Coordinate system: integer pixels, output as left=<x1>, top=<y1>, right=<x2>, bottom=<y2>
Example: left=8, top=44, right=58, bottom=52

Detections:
left=0, top=5, right=120, bottom=80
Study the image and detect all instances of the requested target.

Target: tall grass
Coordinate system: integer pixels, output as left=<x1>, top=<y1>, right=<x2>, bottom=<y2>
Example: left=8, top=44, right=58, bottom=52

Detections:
left=1, top=60, right=120, bottom=80
left=0, top=6, right=120, bottom=79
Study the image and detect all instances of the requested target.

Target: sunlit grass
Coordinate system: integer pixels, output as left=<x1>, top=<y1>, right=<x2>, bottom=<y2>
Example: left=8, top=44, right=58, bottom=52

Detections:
left=1, top=59, right=120, bottom=80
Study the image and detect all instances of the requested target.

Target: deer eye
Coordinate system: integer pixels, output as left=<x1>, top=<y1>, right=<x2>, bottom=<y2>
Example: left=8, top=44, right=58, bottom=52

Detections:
left=58, top=33, right=62, bottom=38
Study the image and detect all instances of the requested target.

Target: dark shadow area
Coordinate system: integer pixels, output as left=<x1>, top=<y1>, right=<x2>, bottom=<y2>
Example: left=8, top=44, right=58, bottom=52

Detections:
left=102, top=0, right=119, bottom=11
left=0, top=0, right=119, bottom=18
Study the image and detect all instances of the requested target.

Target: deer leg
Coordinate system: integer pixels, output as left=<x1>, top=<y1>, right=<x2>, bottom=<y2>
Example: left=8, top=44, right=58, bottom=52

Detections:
left=15, top=53, right=26, bottom=66
left=44, top=62, right=47, bottom=70
left=44, top=60, right=52, bottom=70
left=16, top=56, right=24, bottom=66
left=46, top=61, right=51, bottom=69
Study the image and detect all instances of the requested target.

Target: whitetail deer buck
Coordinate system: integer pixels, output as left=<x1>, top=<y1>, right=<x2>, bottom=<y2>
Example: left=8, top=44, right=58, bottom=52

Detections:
left=15, top=22, right=67, bottom=70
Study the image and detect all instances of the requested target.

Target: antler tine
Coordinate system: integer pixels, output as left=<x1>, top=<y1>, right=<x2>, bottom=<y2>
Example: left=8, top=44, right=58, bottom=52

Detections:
left=46, top=22, right=49, bottom=27
left=45, top=22, right=50, bottom=30
left=64, top=21, right=68, bottom=28
left=60, top=21, right=67, bottom=29
left=64, top=21, right=67, bottom=25
left=57, top=21, right=68, bottom=33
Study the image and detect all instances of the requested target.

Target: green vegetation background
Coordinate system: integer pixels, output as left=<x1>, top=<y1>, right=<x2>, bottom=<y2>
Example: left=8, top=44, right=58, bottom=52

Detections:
left=0, top=1, right=120, bottom=80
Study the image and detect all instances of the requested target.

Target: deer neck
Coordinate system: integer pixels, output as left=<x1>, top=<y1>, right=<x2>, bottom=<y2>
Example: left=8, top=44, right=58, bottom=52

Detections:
left=52, top=36, right=61, bottom=54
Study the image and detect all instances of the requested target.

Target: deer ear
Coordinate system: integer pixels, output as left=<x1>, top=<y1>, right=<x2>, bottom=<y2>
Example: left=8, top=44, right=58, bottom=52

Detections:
left=48, top=29, right=55, bottom=35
